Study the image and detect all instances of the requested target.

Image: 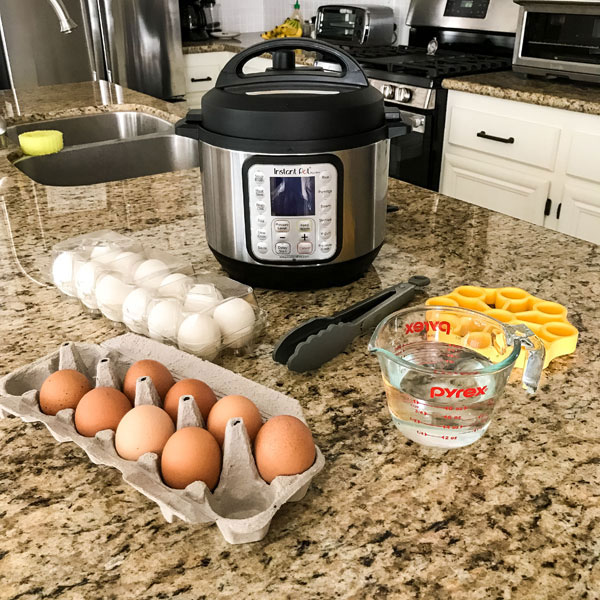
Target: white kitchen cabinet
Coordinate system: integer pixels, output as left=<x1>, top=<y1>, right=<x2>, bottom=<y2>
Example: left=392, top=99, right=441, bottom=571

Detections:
left=442, top=153, right=550, bottom=225
left=184, top=52, right=235, bottom=107
left=183, top=52, right=273, bottom=107
left=555, top=183, right=600, bottom=244
left=441, top=90, right=600, bottom=244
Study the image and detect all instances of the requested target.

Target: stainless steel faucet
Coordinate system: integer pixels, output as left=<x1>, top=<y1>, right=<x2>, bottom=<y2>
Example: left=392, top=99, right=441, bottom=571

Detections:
left=47, top=0, right=78, bottom=34
left=0, top=116, right=7, bottom=149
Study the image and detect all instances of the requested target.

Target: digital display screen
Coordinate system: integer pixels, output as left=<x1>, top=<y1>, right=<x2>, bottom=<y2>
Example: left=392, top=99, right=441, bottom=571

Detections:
left=461, top=0, right=473, bottom=7
left=270, top=176, right=315, bottom=216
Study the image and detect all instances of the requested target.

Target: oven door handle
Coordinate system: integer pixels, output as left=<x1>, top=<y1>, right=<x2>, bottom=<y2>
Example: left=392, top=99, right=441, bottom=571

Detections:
left=385, top=106, right=411, bottom=139
left=477, top=130, right=515, bottom=144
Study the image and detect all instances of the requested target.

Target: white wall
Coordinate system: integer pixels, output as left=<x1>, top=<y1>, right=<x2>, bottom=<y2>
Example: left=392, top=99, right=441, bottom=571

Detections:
left=222, top=0, right=412, bottom=44
left=219, top=0, right=265, bottom=33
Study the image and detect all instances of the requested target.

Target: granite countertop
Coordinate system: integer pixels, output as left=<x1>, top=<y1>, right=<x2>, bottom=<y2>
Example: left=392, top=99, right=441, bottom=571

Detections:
left=183, top=32, right=266, bottom=55
left=1, top=82, right=599, bottom=599
left=183, top=33, right=316, bottom=65
left=443, top=70, right=600, bottom=116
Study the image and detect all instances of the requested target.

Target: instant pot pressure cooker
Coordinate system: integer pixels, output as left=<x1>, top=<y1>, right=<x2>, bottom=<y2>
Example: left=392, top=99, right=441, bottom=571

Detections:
left=176, top=39, right=408, bottom=290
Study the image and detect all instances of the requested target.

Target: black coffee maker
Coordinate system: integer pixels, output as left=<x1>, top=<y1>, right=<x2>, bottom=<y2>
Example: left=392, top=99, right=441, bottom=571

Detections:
left=180, top=0, right=220, bottom=41
left=202, top=0, right=221, bottom=34
left=180, top=0, right=208, bottom=41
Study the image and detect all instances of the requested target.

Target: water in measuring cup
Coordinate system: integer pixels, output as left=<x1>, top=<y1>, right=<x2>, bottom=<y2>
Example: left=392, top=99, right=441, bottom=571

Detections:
left=383, top=342, right=497, bottom=449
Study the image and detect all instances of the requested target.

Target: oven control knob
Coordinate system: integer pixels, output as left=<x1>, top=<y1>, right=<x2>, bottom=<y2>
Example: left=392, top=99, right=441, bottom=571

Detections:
left=395, top=87, right=413, bottom=103
left=381, top=84, right=395, bottom=100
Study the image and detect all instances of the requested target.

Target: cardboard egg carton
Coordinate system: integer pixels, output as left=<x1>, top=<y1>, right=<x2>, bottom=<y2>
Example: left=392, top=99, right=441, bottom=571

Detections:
left=0, top=334, right=325, bottom=544
left=426, top=285, right=579, bottom=368
left=49, top=229, right=265, bottom=361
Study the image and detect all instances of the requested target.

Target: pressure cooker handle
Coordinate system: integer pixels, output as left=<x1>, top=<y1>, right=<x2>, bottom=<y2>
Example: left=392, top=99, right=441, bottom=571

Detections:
left=215, top=38, right=370, bottom=89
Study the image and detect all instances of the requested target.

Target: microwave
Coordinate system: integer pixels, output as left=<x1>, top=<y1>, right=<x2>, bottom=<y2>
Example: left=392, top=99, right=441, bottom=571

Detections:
left=513, top=0, right=600, bottom=83
left=315, top=5, right=396, bottom=46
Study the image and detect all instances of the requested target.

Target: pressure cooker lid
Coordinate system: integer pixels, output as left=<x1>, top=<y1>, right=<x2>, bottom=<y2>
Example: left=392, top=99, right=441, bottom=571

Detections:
left=182, top=39, right=387, bottom=146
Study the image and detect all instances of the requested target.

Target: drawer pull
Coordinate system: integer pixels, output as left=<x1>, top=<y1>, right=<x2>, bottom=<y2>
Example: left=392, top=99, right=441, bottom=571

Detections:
left=556, top=203, right=562, bottom=220
left=477, top=131, right=515, bottom=144
left=191, top=76, right=212, bottom=82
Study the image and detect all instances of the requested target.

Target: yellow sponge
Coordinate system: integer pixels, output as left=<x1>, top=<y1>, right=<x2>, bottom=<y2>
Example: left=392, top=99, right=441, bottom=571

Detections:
left=18, top=130, right=64, bottom=156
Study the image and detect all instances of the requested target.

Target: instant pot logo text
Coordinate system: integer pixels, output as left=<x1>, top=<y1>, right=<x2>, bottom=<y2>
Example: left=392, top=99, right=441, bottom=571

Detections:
left=405, top=320, right=451, bottom=335
left=430, top=386, right=488, bottom=399
left=273, top=167, right=315, bottom=176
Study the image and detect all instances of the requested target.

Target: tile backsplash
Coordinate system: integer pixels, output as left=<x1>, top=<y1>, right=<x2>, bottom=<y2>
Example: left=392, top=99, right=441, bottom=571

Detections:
left=220, top=0, right=411, bottom=44
left=219, top=0, right=265, bottom=33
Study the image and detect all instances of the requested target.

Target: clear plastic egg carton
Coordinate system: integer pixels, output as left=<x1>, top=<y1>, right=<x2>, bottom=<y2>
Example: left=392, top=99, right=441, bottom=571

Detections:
left=0, top=334, right=325, bottom=544
left=49, top=230, right=265, bottom=362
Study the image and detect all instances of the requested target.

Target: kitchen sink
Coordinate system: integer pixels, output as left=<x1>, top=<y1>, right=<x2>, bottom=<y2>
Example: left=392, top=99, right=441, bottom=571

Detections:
left=6, top=111, right=173, bottom=147
left=12, top=135, right=199, bottom=186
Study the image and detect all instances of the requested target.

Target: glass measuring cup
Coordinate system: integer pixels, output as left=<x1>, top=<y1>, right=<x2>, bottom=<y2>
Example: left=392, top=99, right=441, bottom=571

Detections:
left=368, top=306, right=545, bottom=449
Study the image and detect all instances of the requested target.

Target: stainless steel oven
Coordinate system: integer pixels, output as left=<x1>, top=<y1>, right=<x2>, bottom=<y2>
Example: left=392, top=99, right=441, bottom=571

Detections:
left=513, top=0, right=600, bottom=83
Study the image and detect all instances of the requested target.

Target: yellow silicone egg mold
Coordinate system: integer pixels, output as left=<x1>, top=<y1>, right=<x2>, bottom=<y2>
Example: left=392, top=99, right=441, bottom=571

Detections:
left=425, top=286, right=578, bottom=369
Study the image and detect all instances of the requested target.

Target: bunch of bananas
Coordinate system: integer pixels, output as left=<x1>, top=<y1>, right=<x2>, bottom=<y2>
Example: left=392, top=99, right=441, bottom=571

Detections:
left=261, top=18, right=302, bottom=40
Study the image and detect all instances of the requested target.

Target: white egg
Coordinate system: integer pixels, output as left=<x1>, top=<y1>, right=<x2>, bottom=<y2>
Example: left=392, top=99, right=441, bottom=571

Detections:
left=75, top=260, right=105, bottom=308
left=112, top=252, right=144, bottom=281
left=212, top=298, right=256, bottom=349
left=158, top=273, right=193, bottom=299
left=183, top=283, right=224, bottom=313
left=95, top=273, right=132, bottom=322
left=90, top=244, right=114, bottom=259
left=52, top=251, right=78, bottom=296
left=134, top=259, right=169, bottom=288
left=122, top=287, right=153, bottom=334
left=147, top=299, right=182, bottom=341
left=177, top=313, right=222, bottom=360
left=93, top=249, right=122, bottom=265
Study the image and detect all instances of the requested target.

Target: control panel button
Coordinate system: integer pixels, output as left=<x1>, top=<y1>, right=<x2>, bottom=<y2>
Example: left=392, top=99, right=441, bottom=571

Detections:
left=274, top=220, right=290, bottom=232
left=320, top=202, right=332, bottom=214
left=257, top=215, right=266, bottom=226
left=319, top=241, right=333, bottom=253
left=255, top=187, right=265, bottom=197
left=319, top=217, right=332, bottom=227
left=257, top=229, right=267, bottom=241
left=320, top=229, right=332, bottom=240
left=257, top=242, right=268, bottom=254
left=319, top=171, right=331, bottom=182
left=299, top=232, right=312, bottom=242
left=255, top=201, right=266, bottom=213
left=298, top=220, right=313, bottom=232
left=275, top=242, right=291, bottom=255
left=275, top=232, right=289, bottom=241
left=297, top=242, right=313, bottom=255
left=254, top=171, right=265, bottom=183
left=319, top=188, right=333, bottom=197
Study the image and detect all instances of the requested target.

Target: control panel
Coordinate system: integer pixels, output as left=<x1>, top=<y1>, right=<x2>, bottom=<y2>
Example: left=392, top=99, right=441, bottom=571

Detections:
left=443, top=0, right=489, bottom=19
left=246, top=161, right=339, bottom=263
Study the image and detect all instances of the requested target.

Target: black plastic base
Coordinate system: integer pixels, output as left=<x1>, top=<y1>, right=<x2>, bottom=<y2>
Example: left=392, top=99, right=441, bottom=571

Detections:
left=210, top=245, right=383, bottom=291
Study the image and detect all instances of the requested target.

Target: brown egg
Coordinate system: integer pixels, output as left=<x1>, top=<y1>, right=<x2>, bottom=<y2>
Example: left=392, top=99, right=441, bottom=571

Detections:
left=207, top=395, right=263, bottom=447
left=254, top=415, right=316, bottom=484
left=123, top=359, right=174, bottom=403
left=74, top=387, right=132, bottom=437
left=39, top=369, right=92, bottom=416
left=115, top=405, right=175, bottom=461
left=163, top=379, right=217, bottom=423
left=161, top=427, right=221, bottom=490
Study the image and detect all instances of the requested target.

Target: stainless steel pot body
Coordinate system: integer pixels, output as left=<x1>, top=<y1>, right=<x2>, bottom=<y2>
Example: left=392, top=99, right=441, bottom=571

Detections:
left=199, top=139, right=390, bottom=268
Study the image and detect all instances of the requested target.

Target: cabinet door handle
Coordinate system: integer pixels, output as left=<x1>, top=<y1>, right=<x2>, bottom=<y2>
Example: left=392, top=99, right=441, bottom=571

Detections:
left=477, top=131, right=515, bottom=144
left=544, top=198, right=552, bottom=217
left=556, top=203, right=562, bottom=219
left=191, top=76, right=212, bottom=82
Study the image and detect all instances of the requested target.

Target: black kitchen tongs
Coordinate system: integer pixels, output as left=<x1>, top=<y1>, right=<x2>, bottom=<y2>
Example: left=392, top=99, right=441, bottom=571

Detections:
left=272, top=276, right=430, bottom=372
